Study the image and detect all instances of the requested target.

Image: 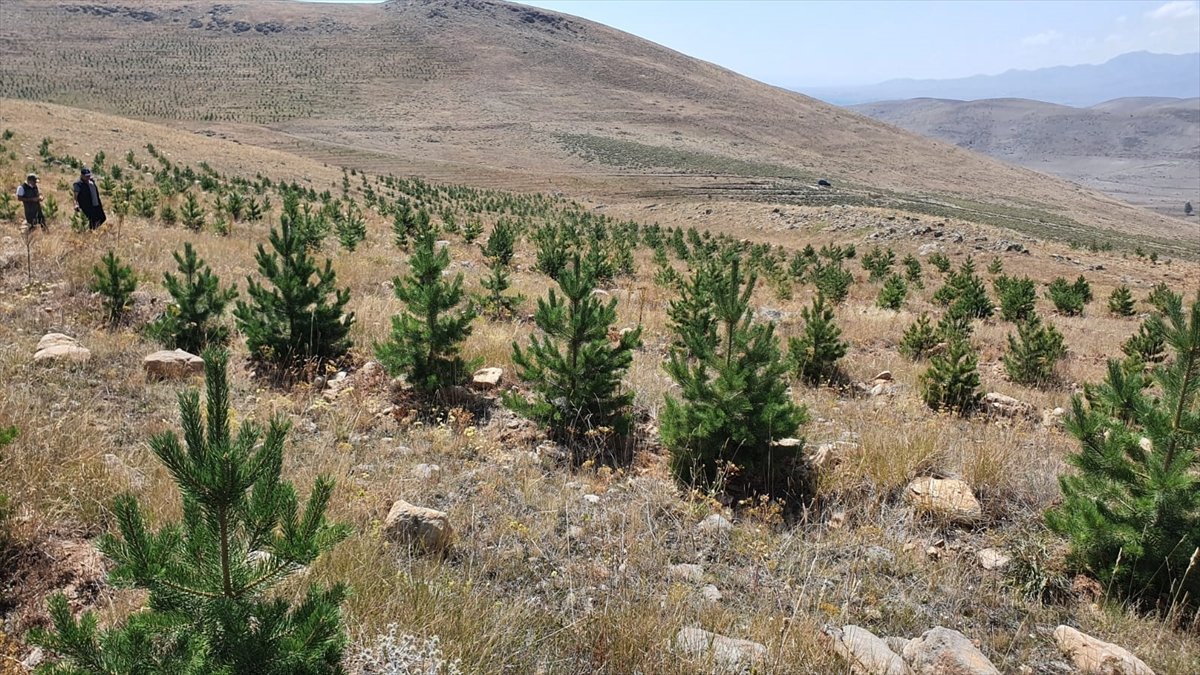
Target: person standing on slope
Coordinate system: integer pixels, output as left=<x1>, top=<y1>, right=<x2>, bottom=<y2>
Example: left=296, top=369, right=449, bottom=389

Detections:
left=15, top=173, right=46, bottom=231
left=72, top=167, right=106, bottom=230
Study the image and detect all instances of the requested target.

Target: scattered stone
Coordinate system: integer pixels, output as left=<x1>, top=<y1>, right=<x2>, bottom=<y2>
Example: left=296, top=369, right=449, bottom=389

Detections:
left=901, top=627, right=999, bottom=674
left=905, top=478, right=983, bottom=525
left=143, top=349, right=204, bottom=380
left=697, top=513, right=733, bottom=535
left=669, top=563, right=705, bottom=583
left=976, top=548, right=1011, bottom=571
left=471, top=367, right=503, bottom=390
left=983, top=392, right=1034, bottom=418
left=1041, top=407, right=1066, bottom=429
left=22, top=647, right=45, bottom=670
left=918, top=243, right=942, bottom=256
left=773, top=437, right=803, bottom=449
left=821, top=624, right=910, bottom=675
left=359, top=360, right=383, bottom=379
left=700, top=584, right=723, bottom=602
left=675, top=626, right=767, bottom=673
left=412, top=463, right=441, bottom=480
left=582, top=493, right=601, bottom=505
left=383, top=499, right=453, bottom=553
left=758, top=307, right=785, bottom=322
left=1052, top=626, right=1154, bottom=675
left=873, top=370, right=893, bottom=382
left=34, top=333, right=90, bottom=364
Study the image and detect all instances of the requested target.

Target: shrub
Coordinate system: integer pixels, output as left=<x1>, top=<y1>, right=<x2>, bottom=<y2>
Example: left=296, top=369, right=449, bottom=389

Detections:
left=376, top=218, right=477, bottom=396
left=993, top=275, right=1037, bottom=323
left=789, top=294, right=847, bottom=385
left=234, top=218, right=355, bottom=379
left=1047, top=294, right=1200, bottom=608
left=506, top=256, right=641, bottom=463
left=899, top=313, right=939, bottom=361
left=920, top=339, right=982, bottom=415
left=147, top=243, right=238, bottom=354
left=29, top=350, right=351, bottom=673
left=90, top=250, right=137, bottom=327
left=1004, top=313, right=1067, bottom=386
left=1108, top=285, right=1135, bottom=317
left=876, top=273, right=908, bottom=310
left=1046, top=276, right=1091, bottom=316
left=662, top=258, right=809, bottom=502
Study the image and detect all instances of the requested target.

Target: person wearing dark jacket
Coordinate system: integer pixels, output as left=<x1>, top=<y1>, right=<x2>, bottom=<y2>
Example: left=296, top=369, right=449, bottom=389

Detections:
left=15, top=173, right=46, bottom=230
left=72, top=167, right=106, bottom=230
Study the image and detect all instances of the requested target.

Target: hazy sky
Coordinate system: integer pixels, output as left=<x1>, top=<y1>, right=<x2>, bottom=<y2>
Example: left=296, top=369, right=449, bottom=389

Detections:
left=304, top=0, right=1200, bottom=87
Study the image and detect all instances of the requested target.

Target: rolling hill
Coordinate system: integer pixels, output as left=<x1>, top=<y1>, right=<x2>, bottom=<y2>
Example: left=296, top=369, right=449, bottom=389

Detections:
left=803, top=51, right=1200, bottom=106
left=851, top=96, right=1200, bottom=217
left=0, top=0, right=1193, bottom=254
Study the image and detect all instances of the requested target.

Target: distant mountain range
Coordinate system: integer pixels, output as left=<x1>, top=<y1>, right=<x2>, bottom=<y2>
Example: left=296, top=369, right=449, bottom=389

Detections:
left=851, top=96, right=1200, bottom=217
left=803, top=51, right=1200, bottom=107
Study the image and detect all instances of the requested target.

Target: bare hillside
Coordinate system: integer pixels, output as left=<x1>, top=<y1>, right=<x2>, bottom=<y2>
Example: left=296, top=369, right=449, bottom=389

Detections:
left=0, top=0, right=1193, bottom=251
left=852, top=97, right=1200, bottom=218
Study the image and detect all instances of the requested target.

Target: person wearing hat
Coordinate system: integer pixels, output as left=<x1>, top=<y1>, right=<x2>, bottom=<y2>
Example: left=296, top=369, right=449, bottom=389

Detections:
left=15, top=173, right=46, bottom=231
left=72, top=167, right=106, bottom=230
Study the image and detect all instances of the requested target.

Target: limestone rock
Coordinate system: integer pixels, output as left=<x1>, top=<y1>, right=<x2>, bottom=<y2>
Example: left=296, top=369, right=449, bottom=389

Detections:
left=901, top=627, right=999, bottom=674
left=699, top=584, right=722, bottom=602
left=34, top=333, right=90, bottom=364
left=976, top=548, right=1011, bottom=571
left=668, top=563, right=705, bottom=583
left=675, top=626, right=767, bottom=673
left=983, top=392, right=1034, bottom=418
left=1052, top=626, right=1154, bottom=675
left=143, top=349, right=204, bottom=380
left=383, top=500, right=453, bottom=552
left=1041, top=407, right=1066, bottom=429
left=905, top=478, right=983, bottom=525
left=471, top=367, right=503, bottom=390
left=697, top=513, right=733, bottom=535
left=822, top=624, right=910, bottom=675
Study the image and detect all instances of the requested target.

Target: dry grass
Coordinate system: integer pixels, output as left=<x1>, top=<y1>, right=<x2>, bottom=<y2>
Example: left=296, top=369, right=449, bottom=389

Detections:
left=1, top=110, right=1199, bottom=674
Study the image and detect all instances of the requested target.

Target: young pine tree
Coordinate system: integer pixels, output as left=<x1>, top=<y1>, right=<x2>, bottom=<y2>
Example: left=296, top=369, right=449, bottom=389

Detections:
left=899, top=313, right=940, bottom=361
left=180, top=191, right=205, bottom=231
left=861, top=246, right=896, bottom=282
left=661, top=258, right=809, bottom=502
left=876, top=273, right=908, bottom=310
left=334, top=200, right=366, bottom=252
left=810, top=260, right=854, bottom=304
left=1046, top=276, right=1091, bottom=316
left=902, top=254, right=924, bottom=289
left=506, top=255, right=642, bottom=462
left=90, top=250, right=137, bottom=327
left=789, top=294, right=848, bottom=386
left=920, top=338, right=983, bottom=415
left=234, top=218, right=354, bottom=380
left=478, top=220, right=524, bottom=319
left=1108, top=285, right=1136, bottom=317
left=934, top=257, right=994, bottom=319
left=993, top=275, right=1037, bottom=323
left=147, top=242, right=238, bottom=354
left=1122, top=313, right=1168, bottom=366
left=376, top=218, right=477, bottom=396
left=1003, top=313, right=1067, bottom=386
left=30, top=350, right=351, bottom=673
left=1047, top=294, right=1200, bottom=608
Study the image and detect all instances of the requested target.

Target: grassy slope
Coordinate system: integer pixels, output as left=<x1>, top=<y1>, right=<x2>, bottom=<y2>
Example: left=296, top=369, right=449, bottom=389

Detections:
left=1, top=103, right=1198, bottom=672
left=0, top=0, right=1193, bottom=250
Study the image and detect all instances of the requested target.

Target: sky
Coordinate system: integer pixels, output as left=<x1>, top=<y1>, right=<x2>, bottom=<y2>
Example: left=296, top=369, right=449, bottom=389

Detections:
left=303, top=0, right=1200, bottom=87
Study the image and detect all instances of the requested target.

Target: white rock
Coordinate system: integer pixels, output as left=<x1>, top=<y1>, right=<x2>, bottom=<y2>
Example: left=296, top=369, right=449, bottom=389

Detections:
left=902, top=627, right=999, bottom=674
left=668, top=563, right=705, bottom=583
left=383, top=499, right=453, bottom=552
left=143, top=349, right=204, bottom=380
left=905, top=477, right=983, bottom=525
left=983, top=392, right=1034, bottom=418
left=697, top=513, right=733, bottom=535
left=1053, top=625, right=1155, bottom=675
left=821, top=624, right=910, bottom=675
left=412, top=463, right=441, bottom=480
left=976, top=548, right=1011, bottom=571
left=700, top=584, right=723, bottom=602
left=471, top=367, right=503, bottom=390
left=582, top=493, right=601, bottom=505
left=873, top=370, right=893, bottom=382
left=34, top=333, right=90, bottom=363
left=675, top=626, right=767, bottom=673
